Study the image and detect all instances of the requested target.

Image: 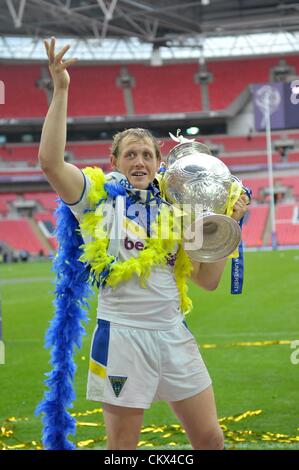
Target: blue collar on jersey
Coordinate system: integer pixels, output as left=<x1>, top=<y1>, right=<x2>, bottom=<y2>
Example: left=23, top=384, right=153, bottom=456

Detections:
left=106, top=171, right=163, bottom=236
left=106, top=170, right=161, bottom=204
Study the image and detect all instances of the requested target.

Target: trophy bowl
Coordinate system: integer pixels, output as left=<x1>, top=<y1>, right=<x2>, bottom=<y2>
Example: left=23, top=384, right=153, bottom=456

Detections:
left=163, top=141, right=241, bottom=262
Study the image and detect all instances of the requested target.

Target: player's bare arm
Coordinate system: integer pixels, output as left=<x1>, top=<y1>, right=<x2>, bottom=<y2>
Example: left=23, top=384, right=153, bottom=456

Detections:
left=38, top=37, right=84, bottom=204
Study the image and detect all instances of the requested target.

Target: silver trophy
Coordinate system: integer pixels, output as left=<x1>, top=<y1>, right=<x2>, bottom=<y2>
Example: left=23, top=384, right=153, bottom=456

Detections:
left=163, top=139, right=242, bottom=262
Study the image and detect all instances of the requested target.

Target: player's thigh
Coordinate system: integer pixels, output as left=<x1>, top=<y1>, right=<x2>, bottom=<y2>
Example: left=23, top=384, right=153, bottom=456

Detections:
left=169, top=385, right=223, bottom=449
left=102, top=402, right=144, bottom=448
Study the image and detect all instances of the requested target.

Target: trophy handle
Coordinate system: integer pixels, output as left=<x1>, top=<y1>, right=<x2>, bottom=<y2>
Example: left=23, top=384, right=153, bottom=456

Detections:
left=183, top=213, right=241, bottom=263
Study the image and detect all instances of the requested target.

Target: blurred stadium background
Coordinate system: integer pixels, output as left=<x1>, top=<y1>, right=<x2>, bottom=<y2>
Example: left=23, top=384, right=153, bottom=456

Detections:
left=0, top=0, right=299, bottom=450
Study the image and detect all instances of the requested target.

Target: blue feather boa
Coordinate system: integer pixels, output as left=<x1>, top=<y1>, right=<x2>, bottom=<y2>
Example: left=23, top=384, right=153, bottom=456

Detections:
left=35, top=201, right=93, bottom=450
left=36, top=181, right=127, bottom=450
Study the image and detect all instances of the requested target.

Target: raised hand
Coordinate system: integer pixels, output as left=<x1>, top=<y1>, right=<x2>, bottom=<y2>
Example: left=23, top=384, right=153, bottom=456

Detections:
left=44, top=37, right=77, bottom=91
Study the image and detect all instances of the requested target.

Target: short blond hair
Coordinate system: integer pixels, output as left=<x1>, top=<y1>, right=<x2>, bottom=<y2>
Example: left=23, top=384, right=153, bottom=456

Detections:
left=111, top=128, right=162, bottom=160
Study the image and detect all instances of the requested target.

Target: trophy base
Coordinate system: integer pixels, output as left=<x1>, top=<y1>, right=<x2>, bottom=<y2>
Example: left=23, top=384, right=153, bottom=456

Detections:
left=183, top=213, right=241, bottom=263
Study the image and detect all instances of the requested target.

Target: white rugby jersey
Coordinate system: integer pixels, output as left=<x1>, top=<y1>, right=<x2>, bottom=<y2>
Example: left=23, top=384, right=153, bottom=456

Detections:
left=67, top=171, right=183, bottom=330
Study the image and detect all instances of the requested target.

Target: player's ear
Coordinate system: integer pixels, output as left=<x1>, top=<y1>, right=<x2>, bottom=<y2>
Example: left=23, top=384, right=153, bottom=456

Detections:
left=110, top=154, right=117, bottom=169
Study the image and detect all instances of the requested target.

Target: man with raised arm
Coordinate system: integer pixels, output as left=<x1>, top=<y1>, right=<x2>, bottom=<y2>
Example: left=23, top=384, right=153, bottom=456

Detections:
left=38, top=37, right=247, bottom=450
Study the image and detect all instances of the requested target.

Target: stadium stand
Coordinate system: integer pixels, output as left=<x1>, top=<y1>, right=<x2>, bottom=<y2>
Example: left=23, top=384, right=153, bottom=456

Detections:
left=0, top=218, right=48, bottom=255
left=68, top=65, right=126, bottom=116
left=0, top=142, right=111, bottom=164
left=0, top=65, right=47, bottom=118
left=34, top=212, right=58, bottom=251
left=209, top=134, right=268, bottom=152
left=220, top=152, right=280, bottom=167
left=1, top=54, right=299, bottom=118
left=34, top=211, right=55, bottom=224
left=242, top=206, right=269, bottom=247
left=1, top=53, right=299, bottom=254
left=128, top=63, right=202, bottom=114
left=207, top=55, right=299, bottom=110
left=23, top=192, right=57, bottom=211
left=0, top=143, right=39, bottom=164
left=276, top=204, right=299, bottom=246
left=277, top=176, right=299, bottom=199
left=242, top=177, right=269, bottom=202
left=2, top=129, right=299, bottom=170
left=66, top=141, right=111, bottom=159
left=0, top=194, right=17, bottom=216
left=288, top=152, right=299, bottom=163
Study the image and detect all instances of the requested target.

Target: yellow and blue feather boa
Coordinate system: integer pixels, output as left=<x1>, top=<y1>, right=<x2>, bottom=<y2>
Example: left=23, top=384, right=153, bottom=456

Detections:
left=36, top=166, right=192, bottom=449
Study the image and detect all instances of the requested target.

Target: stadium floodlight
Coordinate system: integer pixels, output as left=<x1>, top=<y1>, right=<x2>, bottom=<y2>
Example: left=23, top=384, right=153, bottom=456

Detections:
left=186, top=126, right=200, bottom=135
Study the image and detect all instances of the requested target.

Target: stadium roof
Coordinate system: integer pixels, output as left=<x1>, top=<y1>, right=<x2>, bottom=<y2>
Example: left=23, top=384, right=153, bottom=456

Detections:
left=1, top=0, right=299, bottom=61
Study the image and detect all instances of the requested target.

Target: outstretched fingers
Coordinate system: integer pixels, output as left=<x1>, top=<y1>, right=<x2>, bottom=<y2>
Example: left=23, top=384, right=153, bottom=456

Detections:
left=48, top=36, right=56, bottom=64
left=44, top=37, right=76, bottom=67
left=61, top=57, right=77, bottom=69
left=44, top=39, right=51, bottom=60
left=44, top=37, right=55, bottom=64
left=55, top=44, right=71, bottom=63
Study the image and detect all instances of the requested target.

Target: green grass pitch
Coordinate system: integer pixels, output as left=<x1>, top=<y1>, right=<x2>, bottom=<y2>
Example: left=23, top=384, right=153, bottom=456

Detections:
left=0, top=249, right=298, bottom=450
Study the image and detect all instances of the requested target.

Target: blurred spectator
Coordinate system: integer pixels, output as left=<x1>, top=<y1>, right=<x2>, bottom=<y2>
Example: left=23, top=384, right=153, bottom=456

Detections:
left=278, top=146, right=288, bottom=162
left=247, top=127, right=253, bottom=141
left=20, top=250, right=29, bottom=262
left=12, top=250, right=19, bottom=262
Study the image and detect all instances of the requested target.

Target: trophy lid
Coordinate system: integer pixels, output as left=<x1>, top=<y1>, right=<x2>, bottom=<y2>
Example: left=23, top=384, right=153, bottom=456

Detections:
left=163, top=137, right=233, bottom=210
left=166, top=141, right=212, bottom=167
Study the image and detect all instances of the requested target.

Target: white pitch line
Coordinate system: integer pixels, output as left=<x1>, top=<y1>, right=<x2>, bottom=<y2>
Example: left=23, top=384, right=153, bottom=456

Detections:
left=197, top=332, right=296, bottom=338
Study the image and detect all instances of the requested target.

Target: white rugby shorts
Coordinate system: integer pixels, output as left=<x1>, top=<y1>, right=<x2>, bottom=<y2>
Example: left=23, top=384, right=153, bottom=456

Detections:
left=87, top=319, right=212, bottom=408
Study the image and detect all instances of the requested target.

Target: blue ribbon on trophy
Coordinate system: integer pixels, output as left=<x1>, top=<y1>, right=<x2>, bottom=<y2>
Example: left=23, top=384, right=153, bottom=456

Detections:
left=231, top=185, right=252, bottom=294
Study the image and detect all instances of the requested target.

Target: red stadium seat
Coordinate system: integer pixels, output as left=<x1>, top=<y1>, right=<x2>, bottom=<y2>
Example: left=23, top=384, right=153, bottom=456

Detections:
left=275, top=203, right=299, bottom=245
left=242, top=206, right=269, bottom=247
left=24, top=192, right=58, bottom=211
left=68, top=66, right=126, bottom=116
left=0, top=218, right=49, bottom=255
left=128, top=64, right=202, bottom=114
left=1, top=55, right=299, bottom=117
left=0, top=65, right=48, bottom=118
left=0, top=194, right=17, bottom=215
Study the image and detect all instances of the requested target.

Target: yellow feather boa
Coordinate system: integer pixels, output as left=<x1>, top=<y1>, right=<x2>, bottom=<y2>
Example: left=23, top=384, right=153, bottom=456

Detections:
left=78, top=167, right=193, bottom=315
left=225, top=181, right=244, bottom=259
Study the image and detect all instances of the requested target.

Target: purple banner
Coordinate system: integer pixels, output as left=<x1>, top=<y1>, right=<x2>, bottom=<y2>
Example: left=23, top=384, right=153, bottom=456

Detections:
left=251, top=83, right=285, bottom=131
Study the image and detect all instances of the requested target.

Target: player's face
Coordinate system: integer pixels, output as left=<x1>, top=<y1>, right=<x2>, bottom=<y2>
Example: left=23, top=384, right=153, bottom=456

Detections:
left=111, top=136, right=161, bottom=189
